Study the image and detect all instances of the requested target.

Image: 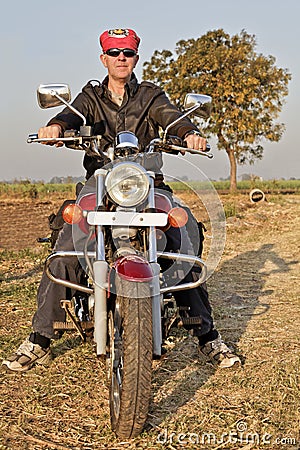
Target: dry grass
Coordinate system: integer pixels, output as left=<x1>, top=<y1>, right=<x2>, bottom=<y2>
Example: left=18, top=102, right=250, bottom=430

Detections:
left=0, top=194, right=299, bottom=449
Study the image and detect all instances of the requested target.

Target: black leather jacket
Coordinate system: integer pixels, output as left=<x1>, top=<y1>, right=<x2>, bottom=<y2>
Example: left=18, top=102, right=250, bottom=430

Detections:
left=48, top=74, right=199, bottom=178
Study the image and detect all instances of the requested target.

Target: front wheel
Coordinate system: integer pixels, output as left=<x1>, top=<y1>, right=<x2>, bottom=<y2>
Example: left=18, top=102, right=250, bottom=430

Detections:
left=107, top=276, right=153, bottom=438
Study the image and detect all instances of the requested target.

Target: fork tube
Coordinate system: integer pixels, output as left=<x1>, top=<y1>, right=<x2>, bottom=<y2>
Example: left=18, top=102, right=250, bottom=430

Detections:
left=94, top=169, right=106, bottom=261
left=148, top=173, right=162, bottom=356
left=148, top=174, right=157, bottom=264
left=93, top=168, right=108, bottom=356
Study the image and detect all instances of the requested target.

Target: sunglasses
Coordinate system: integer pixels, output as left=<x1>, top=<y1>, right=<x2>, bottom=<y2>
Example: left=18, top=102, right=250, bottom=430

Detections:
left=105, top=48, right=137, bottom=58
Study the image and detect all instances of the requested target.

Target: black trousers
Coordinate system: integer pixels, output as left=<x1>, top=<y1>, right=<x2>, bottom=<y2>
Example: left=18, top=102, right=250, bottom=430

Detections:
left=161, top=225, right=214, bottom=337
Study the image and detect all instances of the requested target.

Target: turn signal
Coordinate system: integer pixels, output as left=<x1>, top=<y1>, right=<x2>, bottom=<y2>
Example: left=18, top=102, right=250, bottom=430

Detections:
left=62, top=203, right=83, bottom=224
left=168, top=207, right=188, bottom=228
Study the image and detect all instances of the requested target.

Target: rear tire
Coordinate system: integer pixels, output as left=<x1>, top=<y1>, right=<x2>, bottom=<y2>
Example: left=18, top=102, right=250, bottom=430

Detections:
left=107, top=276, right=152, bottom=438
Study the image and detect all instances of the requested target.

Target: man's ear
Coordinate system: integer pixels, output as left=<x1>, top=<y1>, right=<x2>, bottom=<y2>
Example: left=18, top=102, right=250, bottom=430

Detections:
left=100, top=53, right=107, bottom=67
left=134, top=54, right=139, bottom=67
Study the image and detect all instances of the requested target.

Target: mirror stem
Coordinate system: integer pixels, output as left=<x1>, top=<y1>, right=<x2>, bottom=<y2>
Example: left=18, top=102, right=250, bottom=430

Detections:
left=162, top=103, right=201, bottom=143
left=50, top=90, right=87, bottom=126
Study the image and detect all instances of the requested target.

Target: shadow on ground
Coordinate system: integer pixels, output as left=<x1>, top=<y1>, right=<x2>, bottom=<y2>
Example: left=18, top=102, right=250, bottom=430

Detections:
left=147, top=243, right=294, bottom=428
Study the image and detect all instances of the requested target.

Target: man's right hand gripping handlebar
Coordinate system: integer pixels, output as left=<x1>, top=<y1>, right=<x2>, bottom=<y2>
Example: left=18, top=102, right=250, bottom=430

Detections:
left=38, top=124, right=64, bottom=147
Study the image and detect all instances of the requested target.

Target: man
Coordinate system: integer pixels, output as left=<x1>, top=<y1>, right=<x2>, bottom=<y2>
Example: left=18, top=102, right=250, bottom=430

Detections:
left=2, top=28, right=241, bottom=372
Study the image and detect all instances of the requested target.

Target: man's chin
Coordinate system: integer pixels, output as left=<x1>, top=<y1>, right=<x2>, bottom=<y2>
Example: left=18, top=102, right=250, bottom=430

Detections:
left=116, top=71, right=131, bottom=81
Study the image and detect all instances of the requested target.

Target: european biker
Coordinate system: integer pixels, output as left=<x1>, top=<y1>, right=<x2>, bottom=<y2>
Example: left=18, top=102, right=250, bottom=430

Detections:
left=3, top=28, right=240, bottom=379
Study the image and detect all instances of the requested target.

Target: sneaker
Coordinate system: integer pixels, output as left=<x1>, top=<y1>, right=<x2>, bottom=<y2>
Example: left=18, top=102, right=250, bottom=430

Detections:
left=2, top=338, right=51, bottom=372
left=199, top=335, right=241, bottom=368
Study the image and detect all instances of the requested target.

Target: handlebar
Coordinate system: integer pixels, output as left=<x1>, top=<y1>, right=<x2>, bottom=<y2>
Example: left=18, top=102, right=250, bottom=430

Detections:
left=163, top=142, right=213, bottom=159
left=27, top=134, right=83, bottom=144
left=27, top=133, right=213, bottom=158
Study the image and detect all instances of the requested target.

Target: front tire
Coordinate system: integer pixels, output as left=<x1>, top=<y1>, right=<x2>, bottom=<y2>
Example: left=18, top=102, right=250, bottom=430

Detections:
left=108, top=276, right=153, bottom=439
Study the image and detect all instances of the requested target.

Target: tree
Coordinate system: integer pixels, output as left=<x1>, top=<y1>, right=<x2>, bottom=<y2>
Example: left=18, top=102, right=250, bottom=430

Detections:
left=143, top=29, right=291, bottom=191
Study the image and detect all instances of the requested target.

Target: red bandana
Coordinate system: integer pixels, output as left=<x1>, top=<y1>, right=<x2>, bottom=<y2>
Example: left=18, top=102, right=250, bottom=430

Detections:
left=100, top=28, right=140, bottom=52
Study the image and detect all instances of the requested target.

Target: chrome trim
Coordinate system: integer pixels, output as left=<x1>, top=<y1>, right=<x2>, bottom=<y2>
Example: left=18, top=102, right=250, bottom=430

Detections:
left=51, top=90, right=87, bottom=126
left=162, top=103, right=201, bottom=143
left=183, top=94, right=212, bottom=119
left=45, top=251, right=207, bottom=295
left=37, top=83, right=87, bottom=126
left=168, top=143, right=213, bottom=158
left=37, top=84, right=71, bottom=108
left=105, top=161, right=150, bottom=208
left=87, top=211, right=168, bottom=227
left=148, top=175, right=162, bottom=356
left=147, top=174, right=157, bottom=263
left=94, top=169, right=107, bottom=261
left=115, top=131, right=139, bottom=149
left=45, top=251, right=96, bottom=294
left=157, top=252, right=207, bottom=293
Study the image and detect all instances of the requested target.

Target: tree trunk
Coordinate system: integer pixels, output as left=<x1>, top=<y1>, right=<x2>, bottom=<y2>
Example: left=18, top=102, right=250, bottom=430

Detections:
left=226, top=148, right=237, bottom=192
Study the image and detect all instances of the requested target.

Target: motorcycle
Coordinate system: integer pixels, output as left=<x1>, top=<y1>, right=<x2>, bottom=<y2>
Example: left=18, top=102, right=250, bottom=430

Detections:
left=28, top=85, right=213, bottom=438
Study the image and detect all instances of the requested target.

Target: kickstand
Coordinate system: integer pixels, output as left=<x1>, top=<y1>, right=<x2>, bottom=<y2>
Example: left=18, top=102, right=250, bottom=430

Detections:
left=60, top=300, right=86, bottom=341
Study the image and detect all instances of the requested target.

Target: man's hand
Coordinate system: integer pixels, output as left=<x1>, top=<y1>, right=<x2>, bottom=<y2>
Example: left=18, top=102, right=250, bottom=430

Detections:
left=183, top=133, right=207, bottom=154
left=38, top=124, right=63, bottom=147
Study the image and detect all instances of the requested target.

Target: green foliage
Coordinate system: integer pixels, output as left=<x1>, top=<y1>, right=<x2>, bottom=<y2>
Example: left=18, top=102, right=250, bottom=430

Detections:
left=0, top=182, right=75, bottom=199
left=169, top=179, right=300, bottom=192
left=0, top=180, right=298, bottom=201
left=223, top=202, right=238, bottom=218
left=143, top=29, right=292, bottom=190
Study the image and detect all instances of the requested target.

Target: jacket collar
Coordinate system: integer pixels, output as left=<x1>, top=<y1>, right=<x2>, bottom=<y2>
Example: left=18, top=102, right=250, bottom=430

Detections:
left=101, top=73, right=139, bottom=97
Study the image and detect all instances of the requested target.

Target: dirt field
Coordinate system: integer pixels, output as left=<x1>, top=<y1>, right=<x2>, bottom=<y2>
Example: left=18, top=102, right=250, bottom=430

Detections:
left=0, top=196, right=68, bottom=251
left=0, top=192, right=299, bottom=449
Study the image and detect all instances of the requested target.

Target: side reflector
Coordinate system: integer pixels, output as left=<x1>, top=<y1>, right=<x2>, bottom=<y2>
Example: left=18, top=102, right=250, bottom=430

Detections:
left=62, top=203, right=83, bottom=224
left=168, top=207, right=188, bottom=228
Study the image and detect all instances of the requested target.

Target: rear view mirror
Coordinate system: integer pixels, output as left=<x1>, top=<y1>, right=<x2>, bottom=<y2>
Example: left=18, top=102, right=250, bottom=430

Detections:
left=162, top=93, right=212, bottom=143
left=37, top=84, right=71, bottom=109
left=184, top=94, right=212, bottom=119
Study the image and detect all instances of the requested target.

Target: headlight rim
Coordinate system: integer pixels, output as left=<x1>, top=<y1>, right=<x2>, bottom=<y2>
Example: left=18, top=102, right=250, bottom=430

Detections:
left=105, top=161, right=150, bottom=208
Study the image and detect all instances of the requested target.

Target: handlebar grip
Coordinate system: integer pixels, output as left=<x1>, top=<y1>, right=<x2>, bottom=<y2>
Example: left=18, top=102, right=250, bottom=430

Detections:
left=27, top=133, right=38, bottom=143
left=183, top=141, right=211, bottom=152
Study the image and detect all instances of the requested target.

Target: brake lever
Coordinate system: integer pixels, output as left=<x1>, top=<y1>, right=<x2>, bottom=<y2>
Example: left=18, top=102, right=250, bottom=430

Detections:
left=169, top=143, right=213, bottom=158
left=27, top=135, right=83, bottom=144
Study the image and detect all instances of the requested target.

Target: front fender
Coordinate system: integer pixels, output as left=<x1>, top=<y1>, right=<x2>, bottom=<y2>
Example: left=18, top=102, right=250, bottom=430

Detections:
left=113, top=254, right=153, bottom=282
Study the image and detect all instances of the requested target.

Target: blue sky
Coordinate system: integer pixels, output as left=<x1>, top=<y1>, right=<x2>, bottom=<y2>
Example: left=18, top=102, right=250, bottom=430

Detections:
left=1, top=0, right=299, bottom=181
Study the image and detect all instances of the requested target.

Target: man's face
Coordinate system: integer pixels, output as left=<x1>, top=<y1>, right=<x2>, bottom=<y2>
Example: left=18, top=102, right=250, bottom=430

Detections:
left=100, top=49, right=139, bottom=82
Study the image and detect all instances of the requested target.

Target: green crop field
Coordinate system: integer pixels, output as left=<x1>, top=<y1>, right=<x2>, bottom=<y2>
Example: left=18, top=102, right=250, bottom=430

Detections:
left=169, top=178, right=300, bottom=193
left=0, top=179, right=299, bottom=200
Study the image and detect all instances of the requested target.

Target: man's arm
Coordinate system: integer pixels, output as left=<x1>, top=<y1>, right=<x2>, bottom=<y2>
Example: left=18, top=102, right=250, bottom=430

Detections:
left=37, top=89, right=90, bottom=145
left=147, top=88, right=207, bottom=151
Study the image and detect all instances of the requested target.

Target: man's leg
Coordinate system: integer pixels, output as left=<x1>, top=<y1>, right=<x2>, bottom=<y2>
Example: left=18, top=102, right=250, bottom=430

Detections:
left=32, top=223, right=84, bottom=339
left=2, top=223, right=84, bottom=372
left=164, top=224, right=241, bottom=368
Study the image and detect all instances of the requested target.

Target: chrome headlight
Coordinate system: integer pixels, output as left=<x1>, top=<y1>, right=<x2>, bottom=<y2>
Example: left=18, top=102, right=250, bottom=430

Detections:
left=105, top=162, right=150, bottom=207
